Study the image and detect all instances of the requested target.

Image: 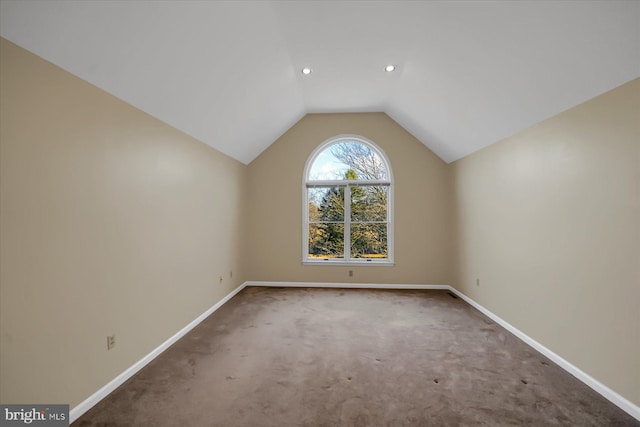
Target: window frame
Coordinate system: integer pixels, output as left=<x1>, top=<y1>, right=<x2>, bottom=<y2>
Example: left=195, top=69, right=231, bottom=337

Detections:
left=302, top=135, right=394, bottom=266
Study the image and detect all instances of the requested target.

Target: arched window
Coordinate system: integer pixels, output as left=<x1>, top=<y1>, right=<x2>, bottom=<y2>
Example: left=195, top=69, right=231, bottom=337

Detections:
left=303, top=135, right=394, bottom=265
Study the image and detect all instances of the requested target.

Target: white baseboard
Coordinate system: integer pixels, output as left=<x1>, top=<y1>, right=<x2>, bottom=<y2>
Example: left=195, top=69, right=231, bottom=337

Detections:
left=69, top=282, right=247, bottom=424
left=245, top=280, right=450, bottom=290
left=70, top=280, right=639, bottom=423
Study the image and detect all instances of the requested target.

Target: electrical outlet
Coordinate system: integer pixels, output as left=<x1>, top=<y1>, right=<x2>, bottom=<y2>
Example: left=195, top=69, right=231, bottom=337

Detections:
left=348, top=270, right=353, bottom=277
left=230, top=271, right=233, bottom=278
left=107, top=335, right=115, bottom=350
left=476, top=278, right=480, bottom=287
left=219, top=276, right=223, bottom=284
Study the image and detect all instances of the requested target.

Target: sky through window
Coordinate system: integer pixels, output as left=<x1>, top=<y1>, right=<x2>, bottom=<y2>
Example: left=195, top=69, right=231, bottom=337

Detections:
left=308, top=141, right=386, bottom=181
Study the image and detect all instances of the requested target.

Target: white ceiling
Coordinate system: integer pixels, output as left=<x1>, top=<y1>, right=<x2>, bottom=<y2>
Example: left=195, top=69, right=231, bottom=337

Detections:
left=1, top=1, right=638, bottom=164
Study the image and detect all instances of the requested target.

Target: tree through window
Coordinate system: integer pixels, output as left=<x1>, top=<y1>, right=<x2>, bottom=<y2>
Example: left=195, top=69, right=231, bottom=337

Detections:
left=303, top=136, right=393, bottom=265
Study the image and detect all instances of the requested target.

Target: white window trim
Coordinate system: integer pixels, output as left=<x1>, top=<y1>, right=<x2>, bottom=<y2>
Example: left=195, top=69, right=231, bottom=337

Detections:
left=302, top=135, right=394, bottom=266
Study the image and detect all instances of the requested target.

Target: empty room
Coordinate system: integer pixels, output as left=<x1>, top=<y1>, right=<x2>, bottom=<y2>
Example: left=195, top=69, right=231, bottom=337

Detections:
left=0, top=1, right=638, bottom=425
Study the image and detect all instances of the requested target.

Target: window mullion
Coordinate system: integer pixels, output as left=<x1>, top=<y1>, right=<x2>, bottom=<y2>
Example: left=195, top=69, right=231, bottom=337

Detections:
left=344, top=185, right=351, bottom=261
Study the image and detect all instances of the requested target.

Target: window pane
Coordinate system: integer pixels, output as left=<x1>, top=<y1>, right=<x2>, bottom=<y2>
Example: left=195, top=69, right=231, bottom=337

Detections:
left=351, top=185, right=388, bottom=222
left=308, top=141, right=388, bottom=181
left=350, top=223, right=388, bottom=259
left=308, top=187, right=344, bottom=221
left=308, top=223, right=344, bottom=258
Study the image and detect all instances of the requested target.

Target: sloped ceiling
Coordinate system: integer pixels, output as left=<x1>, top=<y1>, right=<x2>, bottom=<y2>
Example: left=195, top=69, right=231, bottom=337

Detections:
left=1, top=1, right=638, bottom=164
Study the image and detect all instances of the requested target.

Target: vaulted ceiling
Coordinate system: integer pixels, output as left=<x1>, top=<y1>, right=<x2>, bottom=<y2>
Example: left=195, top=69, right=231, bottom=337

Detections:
left=1, top=1, right=638, bottom=164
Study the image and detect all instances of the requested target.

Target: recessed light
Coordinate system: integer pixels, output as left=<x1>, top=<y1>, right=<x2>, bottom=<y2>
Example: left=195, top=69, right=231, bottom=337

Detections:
left=385, top=64, right=396, bottom=72
left=302, top=67, right=312, bottom=75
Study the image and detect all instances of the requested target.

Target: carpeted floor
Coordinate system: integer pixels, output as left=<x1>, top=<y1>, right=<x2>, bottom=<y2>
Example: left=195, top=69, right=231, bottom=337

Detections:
left=74, top=287, right=638, bottom=426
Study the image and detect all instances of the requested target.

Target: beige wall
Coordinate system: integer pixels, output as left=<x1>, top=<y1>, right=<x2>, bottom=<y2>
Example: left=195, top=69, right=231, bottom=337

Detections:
left=246, top=113, right=454, bottom=285
left=0, top=39, right=248, bottom=406
left=452, top=78, right=640, bottom=405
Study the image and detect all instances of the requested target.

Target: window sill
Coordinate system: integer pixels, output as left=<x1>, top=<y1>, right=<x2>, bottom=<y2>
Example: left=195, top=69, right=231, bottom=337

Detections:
left=303, top=259, right=395, bottom=267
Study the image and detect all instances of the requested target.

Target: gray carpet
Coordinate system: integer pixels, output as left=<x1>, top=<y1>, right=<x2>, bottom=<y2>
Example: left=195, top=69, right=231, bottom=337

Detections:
left=74, top=287, right=638, bottom=426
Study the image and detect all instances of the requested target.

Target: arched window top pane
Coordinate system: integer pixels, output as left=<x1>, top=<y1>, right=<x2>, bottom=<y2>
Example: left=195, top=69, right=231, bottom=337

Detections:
left=308, top=139, right=389, bottom=181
